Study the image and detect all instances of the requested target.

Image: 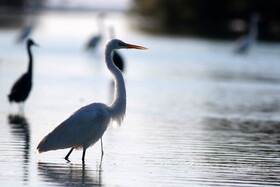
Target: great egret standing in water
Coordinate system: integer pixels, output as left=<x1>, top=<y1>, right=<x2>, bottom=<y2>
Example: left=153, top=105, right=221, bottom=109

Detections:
left=8, top=39, right=38, bottom=111
left=37, top=39, right=147, bottom=162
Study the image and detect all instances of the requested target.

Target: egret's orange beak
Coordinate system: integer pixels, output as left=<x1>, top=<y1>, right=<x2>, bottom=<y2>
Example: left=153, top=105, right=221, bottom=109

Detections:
left=122, top=43, right=148, bottom=50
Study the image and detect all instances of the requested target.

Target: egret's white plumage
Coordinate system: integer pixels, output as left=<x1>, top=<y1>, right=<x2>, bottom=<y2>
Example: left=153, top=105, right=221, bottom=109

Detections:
left=37, top=39, right=147, bottom=162
left=38, top=103, right=110, bottom=152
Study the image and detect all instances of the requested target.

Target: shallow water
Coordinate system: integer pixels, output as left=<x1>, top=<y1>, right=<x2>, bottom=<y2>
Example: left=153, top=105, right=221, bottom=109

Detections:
left=0, top=11, right=280, bottom=186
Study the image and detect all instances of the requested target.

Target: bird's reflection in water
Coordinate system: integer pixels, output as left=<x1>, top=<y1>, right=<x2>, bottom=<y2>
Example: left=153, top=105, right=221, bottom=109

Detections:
left=38, top=157, right=103, bottom=186
left=8, top=113, right=30, bottom=184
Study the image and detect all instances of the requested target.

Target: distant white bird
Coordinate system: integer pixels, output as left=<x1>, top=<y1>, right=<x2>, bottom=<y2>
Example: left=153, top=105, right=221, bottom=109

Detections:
left=235, top=14, right=259, bottom=53
left=16, top=23, right=35, bottom=43
left=37, top=39, right=147, bottom=162
left=85, top=14, right=105, bottom=50
left=86, top=34, right=101, bottom=50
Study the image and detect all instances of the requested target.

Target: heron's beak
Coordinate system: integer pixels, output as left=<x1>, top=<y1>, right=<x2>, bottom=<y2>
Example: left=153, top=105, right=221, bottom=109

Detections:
left=34, top=43, right=39, bottom=47
left=122, top=43, right=148, bottom=50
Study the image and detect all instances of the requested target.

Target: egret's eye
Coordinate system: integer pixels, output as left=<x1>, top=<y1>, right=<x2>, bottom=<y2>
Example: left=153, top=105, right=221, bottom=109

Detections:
left=119, top=42, right=126, bottom=47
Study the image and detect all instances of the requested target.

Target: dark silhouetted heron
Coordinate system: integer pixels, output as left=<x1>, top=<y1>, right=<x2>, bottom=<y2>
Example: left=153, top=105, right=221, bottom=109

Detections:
left=8, top=39, right=38, bottom=111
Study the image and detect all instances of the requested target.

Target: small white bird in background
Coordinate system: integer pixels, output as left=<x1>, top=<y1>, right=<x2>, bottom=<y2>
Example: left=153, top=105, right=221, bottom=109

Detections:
left=17, top=23, right=35, bottom=43
left=16, top=7, right=39, bottom=43
left=235, top=13, right=260, bottom=54
left=37, top=39, right=147, bottom=162
left=85, top=13, right=105, bottom=50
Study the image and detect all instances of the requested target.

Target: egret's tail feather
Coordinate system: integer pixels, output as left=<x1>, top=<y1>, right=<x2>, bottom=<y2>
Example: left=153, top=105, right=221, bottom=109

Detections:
left=37, top=133, right=60, bottom=153
left=37, top=135, right=49, bottom=153
left=37, top=130, right=77, bottom=153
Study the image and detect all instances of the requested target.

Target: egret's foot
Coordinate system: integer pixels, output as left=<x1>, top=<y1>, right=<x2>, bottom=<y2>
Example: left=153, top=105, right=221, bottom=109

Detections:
left=65, top=148, right=74, bottom=161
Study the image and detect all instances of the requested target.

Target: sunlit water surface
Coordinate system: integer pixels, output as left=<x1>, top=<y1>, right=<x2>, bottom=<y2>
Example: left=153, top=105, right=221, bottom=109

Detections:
left=0, top=11, right=280, bottom=186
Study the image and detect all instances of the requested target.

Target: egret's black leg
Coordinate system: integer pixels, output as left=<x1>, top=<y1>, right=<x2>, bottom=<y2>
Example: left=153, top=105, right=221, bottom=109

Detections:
left=65, top=148, right=74, bottom=161
left=82, top=149, right=86, bottom=163
left=100, top=137, right=104, bottom=155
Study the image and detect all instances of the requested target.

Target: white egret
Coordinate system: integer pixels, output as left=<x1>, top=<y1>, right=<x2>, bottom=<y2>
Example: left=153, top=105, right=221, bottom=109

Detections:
left=8, top=39, right=38, bottom=111
left=235, top=14, right=259, bottom=53
left=85, top=14, right=105, bottom=50
left=86, top=34, right=101, bottom=50
left=37, top=39, right=147, bottom=162
left=16, top=6, right=39, bottom=43
left=16, top=22, right=36, bottom=43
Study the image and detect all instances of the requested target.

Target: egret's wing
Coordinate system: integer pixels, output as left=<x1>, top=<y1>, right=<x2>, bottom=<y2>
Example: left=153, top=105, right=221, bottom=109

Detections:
left=37, top=103, right=110, bottom=152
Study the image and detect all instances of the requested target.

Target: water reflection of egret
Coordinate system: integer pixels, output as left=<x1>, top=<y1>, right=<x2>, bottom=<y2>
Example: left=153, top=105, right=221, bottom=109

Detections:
left=37, top=39, right=147, bottom=162
left=37, top=160, right=102, bottom=186
left=8, top=114, right=30, bottom=184
left=8, top=39, right=38, bottom=112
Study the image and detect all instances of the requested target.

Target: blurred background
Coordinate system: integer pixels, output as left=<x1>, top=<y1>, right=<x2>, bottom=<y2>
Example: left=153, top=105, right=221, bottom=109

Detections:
left=1, top=0, right=280, bottom=40
left=0, top=0, right=280, bottom=186
left=132, top=0, right=280, bottom=41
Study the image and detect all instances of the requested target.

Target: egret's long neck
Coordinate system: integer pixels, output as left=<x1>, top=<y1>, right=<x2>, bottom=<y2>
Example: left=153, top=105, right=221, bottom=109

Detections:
left=105, top=45, right=126, bottom=123
left=27, top=44, right=33, bottom=76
